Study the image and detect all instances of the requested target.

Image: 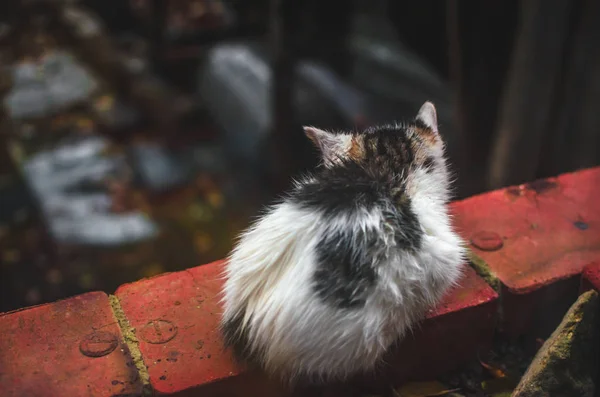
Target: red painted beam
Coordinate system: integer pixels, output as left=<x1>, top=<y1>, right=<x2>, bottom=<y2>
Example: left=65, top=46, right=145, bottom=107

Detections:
left=115, top=260, right=286, bottom=396
left=451, top=166, right=600, bottom=336
left=581, top=261, right=600, bottom=293
left=0, top=292, right=143, bottom=397
left=114, top=261, right=497, bottom=395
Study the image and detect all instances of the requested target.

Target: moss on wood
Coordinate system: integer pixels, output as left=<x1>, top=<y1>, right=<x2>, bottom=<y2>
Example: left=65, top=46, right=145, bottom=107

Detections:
left=467, top=250, right=500, bottom=292
left=109, top=294, right=153, bottom=396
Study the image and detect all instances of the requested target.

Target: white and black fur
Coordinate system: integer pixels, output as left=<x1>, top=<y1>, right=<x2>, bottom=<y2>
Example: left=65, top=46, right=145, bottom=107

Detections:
left=220, top=102, right=466, bottom=385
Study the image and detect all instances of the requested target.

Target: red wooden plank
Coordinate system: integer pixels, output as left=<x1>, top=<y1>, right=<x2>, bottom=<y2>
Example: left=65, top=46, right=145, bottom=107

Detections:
left=116, top=260, right=498, bottom=394
left=451, top=166, right=600, bottom=335
left=581, top=261, right=600, bottom=293
left=115, top=260, right=285, bottom=396
left=0, top=292, right=143, bottom=397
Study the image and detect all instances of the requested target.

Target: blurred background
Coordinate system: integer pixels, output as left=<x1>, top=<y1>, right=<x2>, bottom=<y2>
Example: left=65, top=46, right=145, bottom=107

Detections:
left=0, top=0, right=598, bottom=312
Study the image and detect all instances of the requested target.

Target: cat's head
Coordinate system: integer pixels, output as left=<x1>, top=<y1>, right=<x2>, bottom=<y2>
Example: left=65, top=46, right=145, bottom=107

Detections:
left=304, top=101, right=452, bottom=203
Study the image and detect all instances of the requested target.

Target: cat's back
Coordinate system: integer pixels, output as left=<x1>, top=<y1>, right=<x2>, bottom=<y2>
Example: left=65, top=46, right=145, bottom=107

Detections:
left=281, top=164, right=423, bottom=309
left=291, top=161, right=423, bottom=254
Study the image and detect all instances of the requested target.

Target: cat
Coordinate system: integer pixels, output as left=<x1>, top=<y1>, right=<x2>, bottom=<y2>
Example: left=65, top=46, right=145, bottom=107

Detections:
left=220, top=101, right=465, bottom=385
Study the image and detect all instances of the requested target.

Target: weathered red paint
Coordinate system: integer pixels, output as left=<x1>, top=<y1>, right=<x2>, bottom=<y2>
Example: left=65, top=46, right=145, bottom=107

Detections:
left=451, top=166, right=600, bottom=335
left=115, top=260, right=285, bottom=396
left=426, top=264, right=499, bottom=318
left=358, top=265, right=498, bottom=391
left=581, top=261, right=600, bottom=293
left=114, top=260, right=497, bottom=395
left=0, top=292, right=142, bottom=397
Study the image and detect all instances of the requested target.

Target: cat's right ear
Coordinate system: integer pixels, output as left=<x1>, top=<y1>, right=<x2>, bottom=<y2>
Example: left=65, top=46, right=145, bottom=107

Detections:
left=304, top=126, right=349, bottom=165
left=416, top=101, right=439, bottom=134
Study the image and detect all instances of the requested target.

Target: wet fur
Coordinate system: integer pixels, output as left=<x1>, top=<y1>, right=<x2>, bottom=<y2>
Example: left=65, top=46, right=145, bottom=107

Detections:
left=220, top=102, right=466, bottom=385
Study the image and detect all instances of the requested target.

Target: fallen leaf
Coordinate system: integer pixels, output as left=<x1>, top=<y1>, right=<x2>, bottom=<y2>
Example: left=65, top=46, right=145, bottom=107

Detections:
left=480, top=360, right=507, bottom=379
left=395, top=381, right=460, bottom=397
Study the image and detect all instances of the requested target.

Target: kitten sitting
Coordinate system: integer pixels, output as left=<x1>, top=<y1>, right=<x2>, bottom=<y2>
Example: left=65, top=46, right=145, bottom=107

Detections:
left=220, top=101, right=465, bottom=385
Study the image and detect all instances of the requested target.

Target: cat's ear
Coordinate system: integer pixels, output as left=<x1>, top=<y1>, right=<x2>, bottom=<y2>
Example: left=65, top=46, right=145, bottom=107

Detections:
left=304, top=126, right=349, bottom=164
left=416, top=101, right=438, bottom=134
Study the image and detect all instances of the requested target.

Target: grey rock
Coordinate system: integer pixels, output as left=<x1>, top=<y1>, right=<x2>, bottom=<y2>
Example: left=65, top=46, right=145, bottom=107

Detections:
left=21, top=135, right=158, bottom=246
left=4, top=51, right=98, bottom=120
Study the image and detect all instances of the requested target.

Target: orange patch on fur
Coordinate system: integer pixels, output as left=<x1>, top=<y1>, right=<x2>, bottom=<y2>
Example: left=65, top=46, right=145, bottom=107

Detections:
left=415, top=127, right=438, bottom=146
left=348, top=136, right=365, bottom=160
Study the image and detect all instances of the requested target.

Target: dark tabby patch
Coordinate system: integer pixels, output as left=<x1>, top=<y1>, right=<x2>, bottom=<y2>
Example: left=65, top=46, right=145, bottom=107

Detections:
left=313, top=228, right=379, bottom=309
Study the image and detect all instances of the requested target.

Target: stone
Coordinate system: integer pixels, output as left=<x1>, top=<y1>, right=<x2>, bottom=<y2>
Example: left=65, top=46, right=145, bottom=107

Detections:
left=512, top=290, right=599, bottom=397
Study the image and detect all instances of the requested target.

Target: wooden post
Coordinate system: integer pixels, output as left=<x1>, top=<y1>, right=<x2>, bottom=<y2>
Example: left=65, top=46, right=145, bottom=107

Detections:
left=539, top=0, right=600, bottom=177
left=488, top=0, right=573, bottom=189
left=443, top=1, right=519, bottom=198
left=265, top=0, right=298, bottom=193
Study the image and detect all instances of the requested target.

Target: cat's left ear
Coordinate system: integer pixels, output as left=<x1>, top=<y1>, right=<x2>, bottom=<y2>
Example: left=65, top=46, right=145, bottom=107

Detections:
left=304, top=126, right=349, bottom=165
left=416, top=101, right=439, bottom=134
